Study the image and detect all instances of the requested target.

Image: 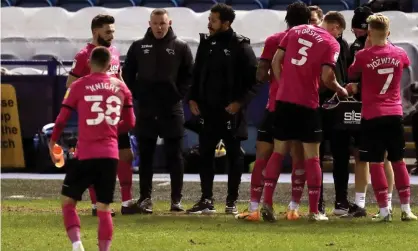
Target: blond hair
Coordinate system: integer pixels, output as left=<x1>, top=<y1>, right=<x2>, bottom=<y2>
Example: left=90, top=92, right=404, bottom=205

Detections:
left=366, top=14, right=390, bottom=32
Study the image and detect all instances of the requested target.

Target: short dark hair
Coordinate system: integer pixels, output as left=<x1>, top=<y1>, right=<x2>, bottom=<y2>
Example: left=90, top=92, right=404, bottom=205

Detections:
left=90, top=46, right=111, bottom=69
left=91, top=14, right=115, bottom=31
left=210, top=3, right=235, bottom=24
left=324, top=11, right=346, bottom=30
left=308, top=5, right=324, bottom=20
left=285, top=1, right=311, bottom=27
left=151, top=8, right=169, bottom=17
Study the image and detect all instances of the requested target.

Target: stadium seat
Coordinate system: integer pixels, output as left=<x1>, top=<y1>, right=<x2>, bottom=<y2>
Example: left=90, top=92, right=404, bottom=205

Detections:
left=1, top=37, right=35, bottom=60
left=339, top=10, right=355, bottom=44
left=24, top=7, right=70, bottom=39
left=396, top=42, right=418, bottom=82
left=1, top=7, right=27, bottom=38
left=31, top=37, right=78, bottom=61
left=114, top=7, right=153, bottom=40
left=165, top=7, right=199, bottom=40
left=66, top=7, right=115, bottom=40
left=270, top=0, right=309, bottom=11
left=1, top=54, right=21, bottom=60
left=17, top=0, right=55, bottom=7
left=228, top=0, right=265, bottom=11
left=9, top=67, right=45, bottom=75
left=142, top=0, right=181, bottom=8
left=58, top=0, right=96, bottom=12
left=185, top=0, right=219, bottom=13
left=1, top=0, right=18, bottom=7
left=234, top=9, right=286, bottom=44
left=100, top=0, right=135, bottom=8
left=310, top=0, right=350, bottom=12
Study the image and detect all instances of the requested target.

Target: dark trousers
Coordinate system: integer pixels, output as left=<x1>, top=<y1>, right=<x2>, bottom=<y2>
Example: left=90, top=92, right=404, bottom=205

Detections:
left=412, top=112, right=418, bottom=162
left=137, top=136, right=184, bottom=202
left=319, top=129, right=352, bottom=207
left=199, top=132, right=244, bottom=202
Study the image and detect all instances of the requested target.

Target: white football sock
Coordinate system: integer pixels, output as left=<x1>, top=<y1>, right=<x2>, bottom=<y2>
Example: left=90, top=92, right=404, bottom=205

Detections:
left=355, top=193, right=366, bottom=208
left=379, top=207, right=390, bottom=217
left=289, top=201, right=299, bottom=210
left=401, top=204, right=411, bottom=214
left=249, top=202, right=259, bottom=212
left=387, top=193, right=392, bottom=211
left=122, top=200, right=130, bottom=207
left=91, top=204, right=97, bottom=209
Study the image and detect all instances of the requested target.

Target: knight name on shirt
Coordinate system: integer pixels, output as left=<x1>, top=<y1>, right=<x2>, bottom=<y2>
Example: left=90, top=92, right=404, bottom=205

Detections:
left=295, top=27, right=324, bottom=43
left=367, top=57, right=400, bottom=70
left=85, top=82, right=120, bottom=93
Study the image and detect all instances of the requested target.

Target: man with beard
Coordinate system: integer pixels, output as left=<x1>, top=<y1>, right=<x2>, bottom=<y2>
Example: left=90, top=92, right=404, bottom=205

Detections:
left=67, top=14, right=138, bottom=216
left=186, top=3, right=257, bottom=215
left=122, top=9, right=193, bottom=214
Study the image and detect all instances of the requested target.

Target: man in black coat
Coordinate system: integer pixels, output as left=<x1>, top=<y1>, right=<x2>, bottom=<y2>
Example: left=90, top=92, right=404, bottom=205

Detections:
left=122, top=8, right=193, bottom=214
left=186, top=3, right=258, bottom=215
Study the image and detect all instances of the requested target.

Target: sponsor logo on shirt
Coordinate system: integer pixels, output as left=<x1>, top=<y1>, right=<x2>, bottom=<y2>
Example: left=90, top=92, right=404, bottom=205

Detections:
left=141, top=44, right=153, bottom=48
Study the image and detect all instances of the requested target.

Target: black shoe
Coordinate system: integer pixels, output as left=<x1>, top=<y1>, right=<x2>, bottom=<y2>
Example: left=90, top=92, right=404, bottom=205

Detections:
left=340, top=203, right=367, bottom=218
left=170, top=201, right=185, bottom=212
left=186, top=198, right=216, bottom=215
left=332, top=201, right=350, bottom=216
left=225, top=201, right=238, bottom=215
left=121, top=201, right=142, bottom=215
left=92, top=208, right=116, bottom=217
left=137, top=198, right=153, bottom=214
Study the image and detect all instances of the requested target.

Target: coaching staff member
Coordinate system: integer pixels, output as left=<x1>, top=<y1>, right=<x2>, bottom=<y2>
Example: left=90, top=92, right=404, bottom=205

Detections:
left=122, top=9, right=193, bottom=214
left=186, top=3, right=258, bottom=215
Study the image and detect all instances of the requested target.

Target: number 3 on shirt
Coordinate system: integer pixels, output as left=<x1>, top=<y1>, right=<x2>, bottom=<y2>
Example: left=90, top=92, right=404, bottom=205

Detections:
left=291, top=38, right=313, bottom=66
left=378, top=68, right=394, bottom=94
left=84, top=95, right=122, bottom=125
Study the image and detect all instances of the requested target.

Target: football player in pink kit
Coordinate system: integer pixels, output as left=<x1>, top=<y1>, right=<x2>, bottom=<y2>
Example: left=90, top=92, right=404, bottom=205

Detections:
left=235, top=1, right=311, bottom=222
left=346, top=14, right=417, bottom=222
left=66, top=14, right=138, bottom=216
left=261, top=11, right=348, bottom=222
left=49, top=47, right=135, bottom=251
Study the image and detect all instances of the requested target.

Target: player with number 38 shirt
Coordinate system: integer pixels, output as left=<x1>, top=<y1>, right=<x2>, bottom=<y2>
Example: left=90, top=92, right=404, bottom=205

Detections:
left=347, top=14, right=417, bottom=222
left=50, top=47, right=136, bottom=251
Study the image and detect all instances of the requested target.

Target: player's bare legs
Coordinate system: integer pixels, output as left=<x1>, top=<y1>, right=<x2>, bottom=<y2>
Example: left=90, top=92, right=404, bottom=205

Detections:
left=61, top=196, right=84, bottom=251
left=287, top=141, right=305, bottom=220
left=261, top=139, right=291, bottom=222
left=236, top=141, right=272, bottom=221
left=303, top=142, right=328, bottom=221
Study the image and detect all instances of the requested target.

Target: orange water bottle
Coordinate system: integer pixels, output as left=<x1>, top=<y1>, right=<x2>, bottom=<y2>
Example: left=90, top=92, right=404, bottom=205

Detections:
left=53, top=144, right=65, bottom=168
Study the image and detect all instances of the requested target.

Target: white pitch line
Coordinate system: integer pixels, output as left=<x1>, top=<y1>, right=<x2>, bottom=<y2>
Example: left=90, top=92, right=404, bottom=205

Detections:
left=2, top=173, right=418, bottom=185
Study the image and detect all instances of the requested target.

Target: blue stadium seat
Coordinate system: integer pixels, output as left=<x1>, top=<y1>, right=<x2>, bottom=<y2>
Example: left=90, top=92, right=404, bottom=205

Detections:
left=310, top=0, right=350, bottom=12
left=270, top=0, right=310, bottom=11
left=142, top=0, right=183, bottom=8
left=58, top=0, right=97, bottom=12
left=100, top=0, right=135, bottom=8
left=17, top=0, right=55, bottom=7
left=1, top=0, right=18, bottom=7
left=185, top=0, right=220, bottom=13
left=228, top=0, right=266, bottom=10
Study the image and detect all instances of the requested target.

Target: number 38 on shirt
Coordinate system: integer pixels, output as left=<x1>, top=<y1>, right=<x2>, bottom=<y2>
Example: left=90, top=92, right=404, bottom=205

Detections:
left=85, top=95, right=122, bottom=126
